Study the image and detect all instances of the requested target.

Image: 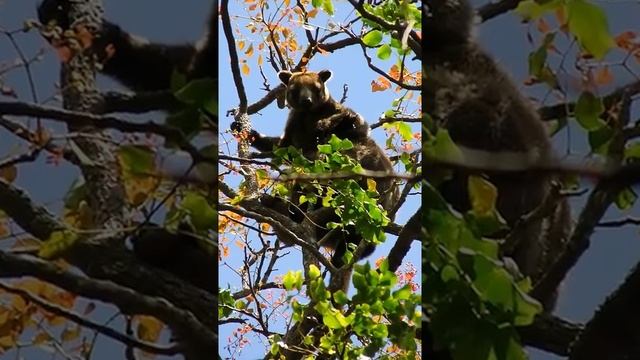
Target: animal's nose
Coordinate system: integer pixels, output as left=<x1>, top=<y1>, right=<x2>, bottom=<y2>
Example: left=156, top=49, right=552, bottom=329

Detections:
left=301, top=97, right=313, bottom=107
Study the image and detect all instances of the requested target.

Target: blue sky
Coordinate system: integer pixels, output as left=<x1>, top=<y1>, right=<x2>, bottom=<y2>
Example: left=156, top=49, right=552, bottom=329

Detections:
left=217, top=0, right=421, bottom=358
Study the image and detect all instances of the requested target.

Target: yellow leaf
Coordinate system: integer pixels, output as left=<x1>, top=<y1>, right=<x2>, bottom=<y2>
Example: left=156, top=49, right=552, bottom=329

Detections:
left=11, top=296, right=27, bottom=312
left=136, top=315, right=164, bottom=342
left=61, top=326, right=81, bottom=342
left=32, top=332, right=51, bottom=345
left=47, top=315, right=66, bottom=327
left=0, top=309, right=9, bottom=326
left=0, top=222, right=8, bottom=238
left=0, top=335, right=15, bottom=350
left=38, top=230, right=79, bottom=259
left=257, top=54, right=263, bottom=66
left=468, top=175, right=498, bottom=216
left=237, top=40, right=245, bottom=50
left=242, top=63, right=250, bottom=75
left=366, top=178, right=377, bottom=192
left=245, top=43, right=254, bottom=57
left=0, top=165, right=17, bottom=183
left=34, top=127, right=51, bottom=146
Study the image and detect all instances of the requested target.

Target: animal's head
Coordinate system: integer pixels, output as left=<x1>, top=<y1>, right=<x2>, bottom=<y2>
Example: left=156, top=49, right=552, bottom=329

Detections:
left=424, top=0, right=473, bottom=49
left=38, top=0, right=71, bottom=31
left=278, top=70, right=332, bottom=110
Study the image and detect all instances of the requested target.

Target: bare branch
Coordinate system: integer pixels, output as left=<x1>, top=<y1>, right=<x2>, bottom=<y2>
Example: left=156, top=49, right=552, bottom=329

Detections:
left=0, top=101, right=213, bottom=165
left=100, top=90, right=181, bottom=114
left=221, top=0, right=248, bottom=112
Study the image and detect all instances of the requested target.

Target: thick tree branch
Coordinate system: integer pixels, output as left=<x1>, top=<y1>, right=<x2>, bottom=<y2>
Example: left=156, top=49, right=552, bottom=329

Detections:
left=520, top=313, right=582, bottom=356
left=100, top=90, right=181, bottom=114
left=0, top=281, right=181, bottom=356
left=478, top=0, right=524, bottom=22
left=0, top=100, right=214, bottom=165
left=388, top=207, right=421, bottom=271
left=0, top=179, right=216, bottom=346
left=569, top=262, right=640, bottom=360
left=0, top=251, right=215, bottom=348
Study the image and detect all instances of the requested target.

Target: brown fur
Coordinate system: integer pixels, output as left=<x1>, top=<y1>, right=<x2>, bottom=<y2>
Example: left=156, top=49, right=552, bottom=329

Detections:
left=425, top=0, right=571, bottom=309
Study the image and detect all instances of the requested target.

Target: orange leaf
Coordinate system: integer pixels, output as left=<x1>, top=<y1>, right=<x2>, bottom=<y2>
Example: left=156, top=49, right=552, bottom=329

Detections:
left=389, top=65, right=400, bottom=80
left=594, top=66, right=613, bottom=85
left=242, top=63, right=250, bottom=75
left=371, top=77, right=391, bottom=92
left=615, top=31, right=637, bottom=50
left=537, top=18, right=550, bottom=34
left=555, top=7, right=566, bottom=27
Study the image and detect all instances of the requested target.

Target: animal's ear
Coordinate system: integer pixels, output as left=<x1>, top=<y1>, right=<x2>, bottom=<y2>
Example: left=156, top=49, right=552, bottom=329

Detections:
left=278, top=71, right=292, bottom=85
left=318, top=70, right=332, bottom=83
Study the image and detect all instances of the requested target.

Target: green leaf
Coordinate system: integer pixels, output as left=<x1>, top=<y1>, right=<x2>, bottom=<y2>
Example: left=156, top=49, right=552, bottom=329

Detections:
left=625, top=143, right=640, bottom=159
left=170, top=69, right=187, bottom=93
left=588, top=125, right=614, bottom=155
left=166, top=107, right=203, bottom=141
left=567, top=0, right=614, bottom=59
left=218, top=289, right=234, bottom=318
left=283, top=270, right=303, bottom=291
left=318, top=144, right=332, bottom=154
left=333, top=290, right=348, bottom=305
left=376, top=44, right=392, bottom=60
left=515, top=0, right=562, bottom=20
left=528, top=46, right=547, bottom=77
left=362, top=30, right=383, bottom=47
left=615, top=187, right=637, bottom=210
left=575, top=91, right=604, bottom=131
left=174, top=78, right=216, bottom=106
left=322, top=309, right=349, bottom=329
left=118, top=145, right=155, bottom=176
left=308, top=264, right=321, bottom=280
left=181, top=192, right=216, bottom=231
left=322, top=0, right=334, bottom=15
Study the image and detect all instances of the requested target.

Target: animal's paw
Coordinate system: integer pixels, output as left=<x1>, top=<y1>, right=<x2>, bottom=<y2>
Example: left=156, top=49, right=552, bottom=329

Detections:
left=230, top=121, right=242, bottom=133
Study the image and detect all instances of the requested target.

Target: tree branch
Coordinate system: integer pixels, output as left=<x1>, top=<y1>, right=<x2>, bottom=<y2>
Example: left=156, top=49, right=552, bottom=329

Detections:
left=0, top=251, right=216, bottom=348
left=0, top=281, right=182, bottom=356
